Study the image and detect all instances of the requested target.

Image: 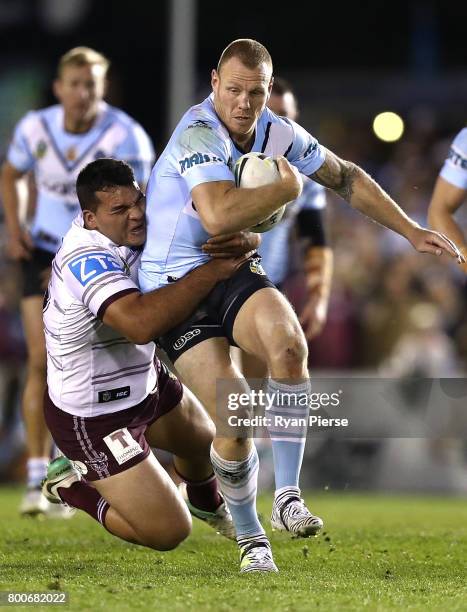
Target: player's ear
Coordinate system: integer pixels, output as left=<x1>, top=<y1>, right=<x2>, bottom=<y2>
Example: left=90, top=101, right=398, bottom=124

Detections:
left=211, top=69, right=219, bottom=90
left=53, top=78, right=62, bottom=101
left=267, top=76, right=274, bottom=101
left=83, top=209, right=97, bottom=230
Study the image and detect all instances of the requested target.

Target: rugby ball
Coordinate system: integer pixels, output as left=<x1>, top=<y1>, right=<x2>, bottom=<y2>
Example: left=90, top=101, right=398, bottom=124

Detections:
left=234, top=152, right=286, bottom=233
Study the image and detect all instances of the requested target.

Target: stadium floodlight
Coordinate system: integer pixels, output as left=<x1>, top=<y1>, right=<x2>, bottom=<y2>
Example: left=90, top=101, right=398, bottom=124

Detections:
left=372, top=111, right=405, bottom=142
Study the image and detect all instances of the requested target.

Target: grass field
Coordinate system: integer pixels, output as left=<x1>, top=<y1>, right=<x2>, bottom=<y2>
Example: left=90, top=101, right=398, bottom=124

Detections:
left=1, top=487, right=466, bottom=611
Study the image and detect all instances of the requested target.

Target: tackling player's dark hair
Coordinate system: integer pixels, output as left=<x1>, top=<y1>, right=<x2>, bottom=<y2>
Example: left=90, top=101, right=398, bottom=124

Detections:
left=217, top=39, right=273, bottom=74
left=77, top=158, right=135, bottom=212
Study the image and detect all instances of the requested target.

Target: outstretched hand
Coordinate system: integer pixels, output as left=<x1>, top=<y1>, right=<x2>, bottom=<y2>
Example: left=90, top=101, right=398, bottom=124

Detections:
left=407, top=226, right=465, bottom=262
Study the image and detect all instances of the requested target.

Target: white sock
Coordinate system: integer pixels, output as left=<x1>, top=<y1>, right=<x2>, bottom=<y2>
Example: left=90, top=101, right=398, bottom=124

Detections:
left=27, top=457, right=49, bottom=489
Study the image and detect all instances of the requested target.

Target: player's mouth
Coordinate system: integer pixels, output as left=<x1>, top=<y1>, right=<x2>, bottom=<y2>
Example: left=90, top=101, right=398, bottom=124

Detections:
left=129, top=223, right=145, bottom=236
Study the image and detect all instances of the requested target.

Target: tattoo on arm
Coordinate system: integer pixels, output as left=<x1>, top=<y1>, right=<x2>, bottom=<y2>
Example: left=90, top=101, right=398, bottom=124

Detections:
left=311, top=149, right=360, bottom=202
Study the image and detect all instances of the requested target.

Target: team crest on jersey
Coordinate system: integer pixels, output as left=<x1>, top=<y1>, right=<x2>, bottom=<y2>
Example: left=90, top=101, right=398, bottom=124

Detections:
left=66, top=146, right=77, bottom=161
left=249, top=257, right=266, bottom=276
left=68, top=251, right=122, bottom=286
left=35, top=140, right=47, bottom=159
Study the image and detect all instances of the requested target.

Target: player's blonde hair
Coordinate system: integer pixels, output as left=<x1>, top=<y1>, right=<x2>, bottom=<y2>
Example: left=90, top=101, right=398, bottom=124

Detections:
left=217, top=39, right=273, bottom=74
left=57, top=47, right=110, bottom=78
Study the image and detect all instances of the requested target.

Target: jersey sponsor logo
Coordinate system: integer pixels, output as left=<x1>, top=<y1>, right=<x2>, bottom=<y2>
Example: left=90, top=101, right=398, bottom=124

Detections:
left=84, top=451, right=109, bottom=474
left=98, top=386, right=131, bottom=403
left=68, top=251, right=122, bottom=286
left=303, top=141, right=318, bottom=158
left=179, top=152, right=223, bottom=174
left=447, top=147, right=467, bottom=169
left=41, top=177, right=78, bottom=199
left=249, top=257, right=266, bottom=276
left=103, top=427, right=144, bottom=465
left=173, top=328, right=201, bottom=350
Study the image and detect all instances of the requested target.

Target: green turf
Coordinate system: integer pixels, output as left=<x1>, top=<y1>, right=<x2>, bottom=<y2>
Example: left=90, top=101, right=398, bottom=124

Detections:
left=1, top=488, right=466, bottom=611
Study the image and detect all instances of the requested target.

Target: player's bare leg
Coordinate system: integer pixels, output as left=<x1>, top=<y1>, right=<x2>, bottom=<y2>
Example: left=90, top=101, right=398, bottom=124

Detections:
left=44, top=454, right=191, bottom=550
left=233, top=288, right=323, bottom=537
left=146, top=386, right=235, bottom=539
left=19, top=297, right=53, bottom=516
left=175, top=338, right=277, bottom=572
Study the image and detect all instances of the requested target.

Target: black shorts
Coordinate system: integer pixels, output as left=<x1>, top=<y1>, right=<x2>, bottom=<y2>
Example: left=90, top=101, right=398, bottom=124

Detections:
left=21, top=248, right=55, bottom=298
left=158, top=256, right=276, bottom=363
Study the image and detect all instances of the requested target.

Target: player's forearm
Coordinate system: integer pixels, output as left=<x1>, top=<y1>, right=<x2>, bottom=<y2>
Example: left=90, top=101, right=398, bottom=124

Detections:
left=304, top=247, right=333, bottom=298
left=106, top=263, right=223, bottom=344
left=346, top=166, right=419, bottom=239
left=0, top=166, right=22, bottom=236
left=202, top=183, right=291, bottom=234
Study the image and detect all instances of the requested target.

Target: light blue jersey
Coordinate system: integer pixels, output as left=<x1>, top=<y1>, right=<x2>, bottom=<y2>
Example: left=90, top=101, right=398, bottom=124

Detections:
left=7, top=102, right=154, bottom=253
left=258, top=177, right=326, bottom=285
left=440, top=128, right=467, bottom=190
left=139, top=95, right=325, bottom=292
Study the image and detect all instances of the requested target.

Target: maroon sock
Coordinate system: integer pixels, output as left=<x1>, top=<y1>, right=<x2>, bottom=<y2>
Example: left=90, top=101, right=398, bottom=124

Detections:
left=58, top=481, right=110, bottom=526
left=175, top=469, right=222, bottom=513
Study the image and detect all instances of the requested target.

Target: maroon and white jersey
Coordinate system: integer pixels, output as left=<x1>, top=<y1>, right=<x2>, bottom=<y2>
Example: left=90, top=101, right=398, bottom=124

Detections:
left=44, top=214, right=157, bottom=416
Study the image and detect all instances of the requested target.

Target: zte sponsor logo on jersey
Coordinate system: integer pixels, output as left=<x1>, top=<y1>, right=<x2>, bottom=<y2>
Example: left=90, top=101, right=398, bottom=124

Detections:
left=173, top=328, right=201, bottom=350
left=68, top=252, right=122, bottom=286
left=179, top=152, right=223, bottom=174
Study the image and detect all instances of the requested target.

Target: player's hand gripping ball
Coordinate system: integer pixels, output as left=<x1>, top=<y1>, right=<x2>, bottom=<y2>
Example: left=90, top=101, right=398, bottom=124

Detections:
left=234, top=152, right=286, bottom=233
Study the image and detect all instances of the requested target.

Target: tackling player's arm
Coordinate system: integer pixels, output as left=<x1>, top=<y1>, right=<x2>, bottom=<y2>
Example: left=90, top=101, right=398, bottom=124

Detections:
left=191, top=157, right=301, bottom=235
left=0, top=161, right=33, bottom=260
left=296, top=208, right=333, bottom=340
left=102, top=256, right=250, bottom=344
left=310, top=148, right=463, bottom=260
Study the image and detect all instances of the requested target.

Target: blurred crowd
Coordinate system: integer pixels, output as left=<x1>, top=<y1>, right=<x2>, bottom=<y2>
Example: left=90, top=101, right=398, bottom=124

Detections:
left=284, top=118, right=467, bottom=375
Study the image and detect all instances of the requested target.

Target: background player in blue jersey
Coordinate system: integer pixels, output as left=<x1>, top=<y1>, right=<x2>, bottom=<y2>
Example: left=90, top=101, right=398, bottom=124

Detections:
left=139, top=39, right=462, bottom=573
left=428, top=128, right=467, bottom=266
left=240, top=78, right=333, bottom=380
left=0, top=47, right=154, bottom=517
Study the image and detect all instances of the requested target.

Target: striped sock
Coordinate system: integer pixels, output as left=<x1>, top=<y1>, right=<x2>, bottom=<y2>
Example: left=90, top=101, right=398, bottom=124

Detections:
left=210, top=445, right=264, bottom=538
left=266, top=379, right=311, bottom=490
left=58, top=481, right=109, bottom=527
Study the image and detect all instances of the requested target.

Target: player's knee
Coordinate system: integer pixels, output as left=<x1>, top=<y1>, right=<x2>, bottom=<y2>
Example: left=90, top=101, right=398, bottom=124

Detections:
left=267, top=324, right=308, bottom=373
left=195, top=417, right=215, bottom=452
left=142, top=515, right=192, bottom=551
